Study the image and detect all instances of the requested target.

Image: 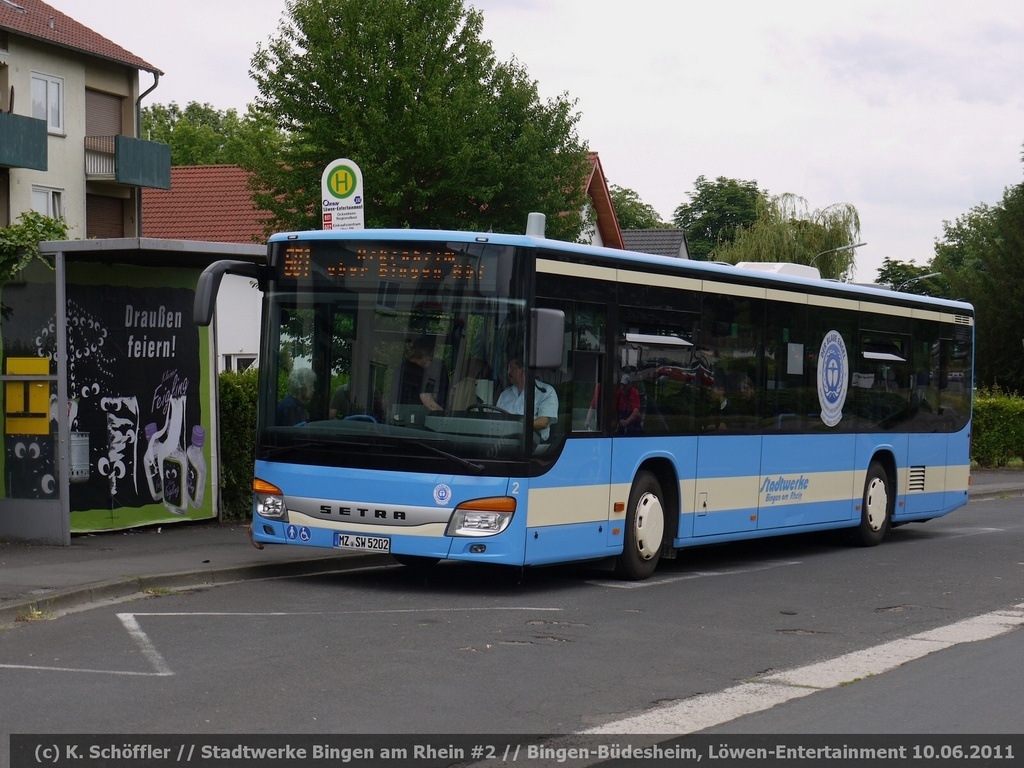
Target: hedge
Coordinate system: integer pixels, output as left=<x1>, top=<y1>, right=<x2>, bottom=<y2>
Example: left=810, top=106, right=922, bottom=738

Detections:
left=971, top=388, right=1024, bottom=468
left=217, top=367, right=259, bottom=519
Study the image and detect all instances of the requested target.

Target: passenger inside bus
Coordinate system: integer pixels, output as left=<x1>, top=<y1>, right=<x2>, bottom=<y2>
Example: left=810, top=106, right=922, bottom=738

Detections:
left=614, top=374, right=643, bottom=435
left=715, top=371, right=757, bottom=429
left=396, top=337, right=446, bottom=413
left=277, top=368, right=316, bottom=425
left=329, top=382, right=385, bottom=421
left=328, top=383, right=354, bottom=419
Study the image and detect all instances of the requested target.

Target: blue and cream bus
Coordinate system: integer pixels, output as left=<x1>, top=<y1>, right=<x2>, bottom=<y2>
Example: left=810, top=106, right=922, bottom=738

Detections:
left=194, top=215, right=974, bottom=579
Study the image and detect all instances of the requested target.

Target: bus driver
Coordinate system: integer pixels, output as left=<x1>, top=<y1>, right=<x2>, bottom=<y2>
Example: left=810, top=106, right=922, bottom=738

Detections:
left=496, top=359, right=558, bottom=441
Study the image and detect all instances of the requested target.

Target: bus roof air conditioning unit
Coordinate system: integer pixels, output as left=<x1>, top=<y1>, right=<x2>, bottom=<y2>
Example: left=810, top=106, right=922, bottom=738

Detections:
left=735, top=262, right=821, bottom=280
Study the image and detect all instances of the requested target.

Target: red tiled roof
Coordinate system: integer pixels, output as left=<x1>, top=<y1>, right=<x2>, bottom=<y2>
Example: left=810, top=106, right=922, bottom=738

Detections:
left=143, top=158, right=621, bottom=246
left=0, top=0, right=160, bottom=73
left=142, top=166, right=268, bottom=243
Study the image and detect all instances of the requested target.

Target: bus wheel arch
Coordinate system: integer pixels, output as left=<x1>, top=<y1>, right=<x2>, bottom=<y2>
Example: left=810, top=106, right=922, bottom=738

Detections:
left=849, top=454, right=895, bottom=547
left=616, top=462, right=677, bottom=580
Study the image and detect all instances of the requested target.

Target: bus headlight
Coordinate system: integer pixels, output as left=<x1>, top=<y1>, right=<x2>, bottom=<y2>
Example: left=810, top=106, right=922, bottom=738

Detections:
left=254, top=478, right=286, bottom=520
left=447, top=496, right=516, bottom=537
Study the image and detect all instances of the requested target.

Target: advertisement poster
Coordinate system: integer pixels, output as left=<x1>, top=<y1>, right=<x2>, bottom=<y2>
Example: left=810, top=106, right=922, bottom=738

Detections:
left=1, top=265, right=215, bottom=532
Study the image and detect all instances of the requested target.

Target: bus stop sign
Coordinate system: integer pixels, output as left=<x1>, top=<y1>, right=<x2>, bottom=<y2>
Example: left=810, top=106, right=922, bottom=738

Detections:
left=321, top=158, right=365, bottom=230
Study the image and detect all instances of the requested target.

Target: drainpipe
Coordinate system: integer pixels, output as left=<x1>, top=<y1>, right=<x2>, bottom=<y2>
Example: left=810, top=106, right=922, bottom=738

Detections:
left=134, top=70, right=160, bottom=237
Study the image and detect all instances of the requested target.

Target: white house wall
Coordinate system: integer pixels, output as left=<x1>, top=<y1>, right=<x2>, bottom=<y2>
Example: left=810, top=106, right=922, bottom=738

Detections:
left=215, top=274, right=262, bottom=371
left=5, top=35, right=141, bottom=237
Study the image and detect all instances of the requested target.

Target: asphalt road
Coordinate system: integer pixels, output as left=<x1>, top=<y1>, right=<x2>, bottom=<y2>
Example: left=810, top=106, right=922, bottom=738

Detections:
left=0, top=495, right=1021, bottom=745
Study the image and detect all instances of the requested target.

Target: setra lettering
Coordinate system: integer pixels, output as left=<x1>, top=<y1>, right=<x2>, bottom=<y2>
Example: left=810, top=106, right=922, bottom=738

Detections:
left=318, top=505, right=407, bottom=521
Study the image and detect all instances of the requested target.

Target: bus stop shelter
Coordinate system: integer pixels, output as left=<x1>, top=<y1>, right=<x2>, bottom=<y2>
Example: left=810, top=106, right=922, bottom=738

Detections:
left=0, top=238, right=264, bottom=545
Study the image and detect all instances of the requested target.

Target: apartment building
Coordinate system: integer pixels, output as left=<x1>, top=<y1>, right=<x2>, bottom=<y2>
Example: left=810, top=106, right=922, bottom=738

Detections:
left=0, top=0, right=170, bottom=235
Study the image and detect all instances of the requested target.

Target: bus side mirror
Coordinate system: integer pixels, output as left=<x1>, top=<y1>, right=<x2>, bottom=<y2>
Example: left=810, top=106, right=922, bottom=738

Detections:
left=193, top=260, right=265, bottom=326
left=529, top=308, right=564, bottom=369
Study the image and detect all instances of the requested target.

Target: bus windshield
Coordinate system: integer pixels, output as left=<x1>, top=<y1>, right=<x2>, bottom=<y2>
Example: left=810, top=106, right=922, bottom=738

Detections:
left=258, top=237, right=550, bottom=473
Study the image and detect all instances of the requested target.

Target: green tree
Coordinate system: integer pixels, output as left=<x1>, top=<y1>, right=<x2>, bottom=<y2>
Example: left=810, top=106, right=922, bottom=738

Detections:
left=875, top=258, right=949, bottom=296
left=932, top=203, right=996, bottom=304
left=672, top=176, right=762, bottom=261
left=712, top=193, right=861, bottom=281
left=610, top=184, right=668, bottom=230
left=245, top=0, right=590, bottom=241
left=141, top=101, right=283, bottom=166
left=934, top=165, right=1024, bottom=392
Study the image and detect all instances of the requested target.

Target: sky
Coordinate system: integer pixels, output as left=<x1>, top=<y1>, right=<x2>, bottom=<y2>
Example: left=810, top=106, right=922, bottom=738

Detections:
left=46, top=0, right=1024, bottom=282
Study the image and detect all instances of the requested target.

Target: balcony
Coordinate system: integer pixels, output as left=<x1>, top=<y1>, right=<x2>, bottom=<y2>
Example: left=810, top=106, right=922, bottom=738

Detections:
left=84, top=135, right=171, bottom=189
left=0, top=112, right=47, bottom=170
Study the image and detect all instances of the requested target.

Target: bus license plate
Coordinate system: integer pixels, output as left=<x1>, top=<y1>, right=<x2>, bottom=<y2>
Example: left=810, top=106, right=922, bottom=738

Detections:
left=334, top=533, right=390, bottom=553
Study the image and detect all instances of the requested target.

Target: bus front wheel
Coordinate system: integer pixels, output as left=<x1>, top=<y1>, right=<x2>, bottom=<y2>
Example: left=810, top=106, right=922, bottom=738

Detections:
left=850, top=460, right=892, bottom=546
left=615, top=471, right=665, bottom=580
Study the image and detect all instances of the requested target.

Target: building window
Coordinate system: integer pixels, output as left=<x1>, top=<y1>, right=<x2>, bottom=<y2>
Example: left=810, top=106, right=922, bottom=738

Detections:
left=31, top=72, right=64, bottom=134
left=85, top=194, right=125, bottom=238
left=31, top=186, right=63, bottom=218
left=224, top=354, right=257, bottom=372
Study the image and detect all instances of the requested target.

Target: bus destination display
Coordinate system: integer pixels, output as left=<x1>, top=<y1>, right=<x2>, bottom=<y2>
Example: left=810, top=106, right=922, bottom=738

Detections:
left=281, top=245, right=497, bottom=291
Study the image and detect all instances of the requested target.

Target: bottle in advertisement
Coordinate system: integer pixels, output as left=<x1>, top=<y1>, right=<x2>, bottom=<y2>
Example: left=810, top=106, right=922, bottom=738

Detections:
left=186, top=425, right=207, bottom=509
left=160, top=396, right=188, bottom=515
left=142, top=421, right=164, bottom=501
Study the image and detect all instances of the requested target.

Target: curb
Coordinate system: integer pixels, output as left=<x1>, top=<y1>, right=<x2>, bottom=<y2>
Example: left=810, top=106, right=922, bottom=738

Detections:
left=0, top=553, right=391, bottom=629
left=969, top=488, right=1024, bottom=502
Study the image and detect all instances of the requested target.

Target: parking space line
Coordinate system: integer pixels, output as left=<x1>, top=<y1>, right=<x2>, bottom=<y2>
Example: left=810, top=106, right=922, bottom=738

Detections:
left=0, top=663, right=166, bottom=676
left=128, top=607, right=562, bottom=617
left=0, top=607, right=562, bottom=677
left=117, top=612, right=173, bottom=676
left=0, top=613, right=174, bottom=677
left=588, top=560, right=801, bottom=589
left=583, top=602, right=1024, bottom=734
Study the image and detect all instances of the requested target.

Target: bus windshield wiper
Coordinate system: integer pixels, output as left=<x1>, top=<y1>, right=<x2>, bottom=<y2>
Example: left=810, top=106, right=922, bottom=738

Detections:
left=412, top=441, right=485, bottom=474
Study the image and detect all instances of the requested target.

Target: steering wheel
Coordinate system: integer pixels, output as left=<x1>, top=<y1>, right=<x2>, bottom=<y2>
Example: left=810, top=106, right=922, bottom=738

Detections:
left=465, top=403, right=518, bottom=419
left=343, top=414, right=377, bottom=423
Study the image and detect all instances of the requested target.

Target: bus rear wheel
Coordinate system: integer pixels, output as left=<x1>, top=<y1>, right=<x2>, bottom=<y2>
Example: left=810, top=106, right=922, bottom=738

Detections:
left=615, top=471, right=665, bottom=580
left=849, top=460, right=892, bottom=546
